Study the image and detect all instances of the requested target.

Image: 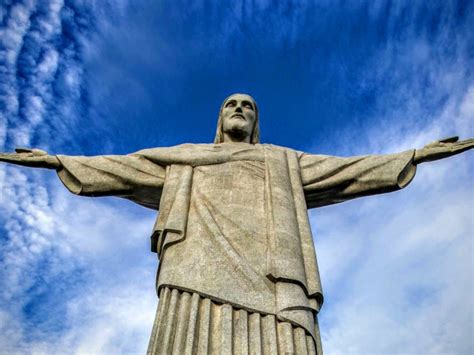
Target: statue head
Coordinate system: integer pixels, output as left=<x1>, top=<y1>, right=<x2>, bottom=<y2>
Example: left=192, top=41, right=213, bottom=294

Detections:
left=214, top=93, right=260, bottom=144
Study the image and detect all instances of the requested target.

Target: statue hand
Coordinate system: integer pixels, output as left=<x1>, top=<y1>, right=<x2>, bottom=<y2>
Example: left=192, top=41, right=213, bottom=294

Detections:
left=0, top=148, right=61, bottom=169
left=413, top=136, right=474, bottom=164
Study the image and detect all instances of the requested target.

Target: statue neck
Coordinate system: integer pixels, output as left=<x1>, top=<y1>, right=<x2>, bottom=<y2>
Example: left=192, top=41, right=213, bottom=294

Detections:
left=222, top=132, right=251, bottom=143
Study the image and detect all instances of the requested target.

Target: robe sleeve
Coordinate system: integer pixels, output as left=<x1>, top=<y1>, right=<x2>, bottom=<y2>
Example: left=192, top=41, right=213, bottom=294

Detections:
left=56, top=153, right=166, bottom=210
left=300, top=150, right=417, bottom=208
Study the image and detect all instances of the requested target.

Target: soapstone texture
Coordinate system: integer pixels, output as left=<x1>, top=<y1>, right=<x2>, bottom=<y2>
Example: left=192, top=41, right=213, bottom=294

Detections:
left=2, top=94, right=472, bottom=354
left=54, top=127, right=417, bottom=354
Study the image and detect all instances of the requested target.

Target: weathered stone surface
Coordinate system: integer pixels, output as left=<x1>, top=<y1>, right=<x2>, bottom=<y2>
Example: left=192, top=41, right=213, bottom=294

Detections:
left=0, top=94, right=472, bottom=354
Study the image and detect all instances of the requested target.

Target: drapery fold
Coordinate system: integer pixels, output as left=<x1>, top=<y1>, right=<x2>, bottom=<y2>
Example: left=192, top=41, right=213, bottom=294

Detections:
left=147, top=286, right=321, bottom=355
left=55, top=143, right=417, bottom=352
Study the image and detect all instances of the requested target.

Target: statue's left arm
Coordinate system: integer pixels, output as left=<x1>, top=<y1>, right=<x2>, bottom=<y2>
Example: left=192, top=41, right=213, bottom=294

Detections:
left=300, top=136, right=473, bottom=209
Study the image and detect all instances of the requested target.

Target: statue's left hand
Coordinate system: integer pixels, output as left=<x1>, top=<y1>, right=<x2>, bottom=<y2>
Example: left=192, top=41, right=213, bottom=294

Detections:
left=0, top=148, right=61, bottom=169
left=413, top=136, right=474, bottom=164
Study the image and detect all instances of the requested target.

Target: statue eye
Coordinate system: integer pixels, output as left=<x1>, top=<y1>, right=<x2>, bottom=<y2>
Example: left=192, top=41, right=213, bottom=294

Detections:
left=226, top=101, right=236, bottom=108
left=244, top=103, right=253, bottom=110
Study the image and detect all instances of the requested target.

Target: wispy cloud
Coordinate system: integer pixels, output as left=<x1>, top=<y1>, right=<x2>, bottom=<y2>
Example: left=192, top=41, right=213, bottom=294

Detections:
left=0, top=178, right=158, bottom=353
left=0, top=1, right=472, bottom=354
left=314, top=141, right=473, bottom=354
left=308, top=2, right=473, bottom=353
left=0, top=1, right=160, bottom=354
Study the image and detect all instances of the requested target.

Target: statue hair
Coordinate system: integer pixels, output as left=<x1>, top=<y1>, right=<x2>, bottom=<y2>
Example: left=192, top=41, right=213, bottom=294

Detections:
left=214, top=94, right=260, bottom=144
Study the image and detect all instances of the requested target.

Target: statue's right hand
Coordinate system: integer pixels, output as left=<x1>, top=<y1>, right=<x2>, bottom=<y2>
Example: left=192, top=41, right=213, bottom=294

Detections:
left=0, top=148, right=61, bottom=169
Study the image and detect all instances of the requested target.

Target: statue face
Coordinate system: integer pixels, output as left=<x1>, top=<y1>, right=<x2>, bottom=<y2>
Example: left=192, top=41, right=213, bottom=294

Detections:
left=221, top=94, right=256, bottom=143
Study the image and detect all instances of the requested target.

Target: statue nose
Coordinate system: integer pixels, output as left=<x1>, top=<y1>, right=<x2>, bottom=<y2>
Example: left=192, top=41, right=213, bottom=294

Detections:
left=235, top=106, right=243, bottom=112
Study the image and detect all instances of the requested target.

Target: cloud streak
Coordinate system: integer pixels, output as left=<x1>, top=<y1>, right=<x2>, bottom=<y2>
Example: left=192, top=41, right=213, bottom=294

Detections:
left=0, top=0, right=472, bottom=354
left=307, top=2, right=473, bottom=353
left=0, top=1, right=155, bottom=353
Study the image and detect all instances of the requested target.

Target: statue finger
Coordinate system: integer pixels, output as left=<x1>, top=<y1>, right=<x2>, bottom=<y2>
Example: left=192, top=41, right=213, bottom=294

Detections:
left=0, top=153, right=27, bottom=163
left=15, top=147, right=34, bottom=153
left=448, top=143, right=473, bottom=156
left=439, top=136, right=459, bottom=143
left=0, top=154, right=48, bottom=168
left=0, top=153, right=20, bottom=159
left=31, top=149, right=48, bottom=156
left=458, top=138, right=474, bottom=145
left=452, top=139, right=474, bottom=151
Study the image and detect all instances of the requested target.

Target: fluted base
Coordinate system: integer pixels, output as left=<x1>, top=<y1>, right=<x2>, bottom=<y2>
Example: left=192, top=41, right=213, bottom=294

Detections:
left=147, top=287, right=322, bottom=354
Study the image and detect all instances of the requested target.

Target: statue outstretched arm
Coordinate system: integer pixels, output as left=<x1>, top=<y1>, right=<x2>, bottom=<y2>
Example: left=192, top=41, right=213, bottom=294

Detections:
left=0, top=148, right=61, bottom=169
left=413, top=136, right=473, bottom=164
left=300, top=136, right=472, bottom=208
left=1, top=148, right=166, bottom=210
left=300, top=149, right=417, bottom=208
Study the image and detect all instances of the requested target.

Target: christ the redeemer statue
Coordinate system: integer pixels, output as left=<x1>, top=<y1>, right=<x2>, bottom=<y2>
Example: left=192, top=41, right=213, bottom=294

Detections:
left=1, top=94, right=472, bottom=355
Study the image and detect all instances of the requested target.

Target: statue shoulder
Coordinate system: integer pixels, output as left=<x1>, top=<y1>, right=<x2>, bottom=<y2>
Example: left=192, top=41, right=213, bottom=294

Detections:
left=258, top=143, right=303, bottom=156
left=133, top=143, right=212, bottom=155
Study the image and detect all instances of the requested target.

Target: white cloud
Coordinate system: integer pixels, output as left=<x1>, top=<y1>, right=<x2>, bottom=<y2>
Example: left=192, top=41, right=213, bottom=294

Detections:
left=0, top=1, right=35, bottom=150
left=0, top=1, right=34, bottom=66
left=37, top=49, right=59, bottom=79
left=314, top=150, right=473, bottom=353
left=305, top=3, right=473, bottom=352
left=0, top=2, right=162, bottom=354
left=458, top=86, right=474, bottom=133
left=0, top=174, right=158, bottom=354
left=311, top=22, right=474, bottom=354
left=1, top=1, right=472, bottom=354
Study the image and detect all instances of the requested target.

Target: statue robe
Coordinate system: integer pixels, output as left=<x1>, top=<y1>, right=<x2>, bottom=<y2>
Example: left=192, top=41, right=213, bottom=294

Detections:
left=56, top=143, right=416, bottom=353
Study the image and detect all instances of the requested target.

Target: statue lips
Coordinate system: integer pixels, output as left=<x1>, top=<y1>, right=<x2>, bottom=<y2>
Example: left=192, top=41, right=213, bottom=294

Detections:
left=231, top=113, right=246, bottom=120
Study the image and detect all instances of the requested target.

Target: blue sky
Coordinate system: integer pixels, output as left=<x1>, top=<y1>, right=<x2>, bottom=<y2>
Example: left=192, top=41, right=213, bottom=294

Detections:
left=0, top=0, right=473, bottom=353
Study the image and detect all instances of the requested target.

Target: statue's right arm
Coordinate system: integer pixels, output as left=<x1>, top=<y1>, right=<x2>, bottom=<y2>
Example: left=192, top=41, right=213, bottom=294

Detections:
left=1, top=148, right=166, bottom=210
left=0, top=148, right=61, bottom=169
